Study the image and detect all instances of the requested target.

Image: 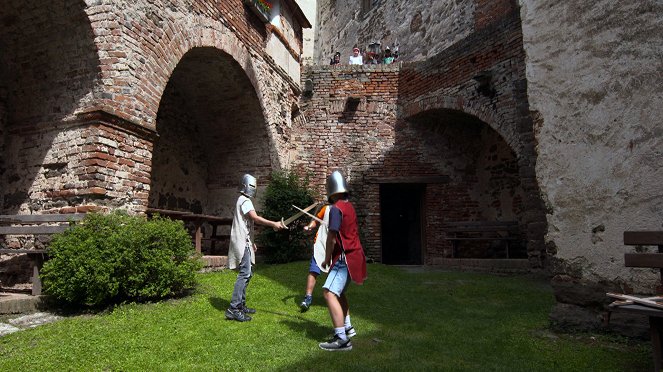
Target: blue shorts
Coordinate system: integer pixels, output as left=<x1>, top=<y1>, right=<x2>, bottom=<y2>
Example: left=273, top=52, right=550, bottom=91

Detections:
left=323, top=256, right=349, bottom=297
left=308, top=256, right=321, bottom=276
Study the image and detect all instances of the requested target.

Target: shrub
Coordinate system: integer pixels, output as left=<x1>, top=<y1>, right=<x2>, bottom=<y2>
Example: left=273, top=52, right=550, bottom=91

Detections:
left=257, top=170, right=316, bottom=263
left=41, top=211, right=202, bottom=307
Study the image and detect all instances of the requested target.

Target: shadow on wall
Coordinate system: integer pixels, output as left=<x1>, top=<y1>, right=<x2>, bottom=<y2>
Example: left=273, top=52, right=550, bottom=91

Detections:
left=0, top=1, right=100, bottom=215
left=362, top=108, right=527, bottom=264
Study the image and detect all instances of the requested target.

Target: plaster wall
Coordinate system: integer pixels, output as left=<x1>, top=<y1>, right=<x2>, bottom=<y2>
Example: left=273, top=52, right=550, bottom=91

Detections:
left=519, top=1, right=663, bottom=292
left=295, top=0, right=317, bottom=65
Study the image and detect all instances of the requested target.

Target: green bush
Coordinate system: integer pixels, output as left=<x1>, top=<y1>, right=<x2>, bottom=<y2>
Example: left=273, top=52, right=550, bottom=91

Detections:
left=258, top=170, right=316, bottom=263
left=41, top=211, right=202, bottom=307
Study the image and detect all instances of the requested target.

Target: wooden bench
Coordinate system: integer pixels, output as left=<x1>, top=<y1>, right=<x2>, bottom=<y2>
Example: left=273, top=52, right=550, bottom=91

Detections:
left=608, top=231, right=663, bottom=371
left=441, top=221, right=519, bottom=258
left=0, top=213, right=86, bottom=295
left=145, top=208, right=232, bottom=255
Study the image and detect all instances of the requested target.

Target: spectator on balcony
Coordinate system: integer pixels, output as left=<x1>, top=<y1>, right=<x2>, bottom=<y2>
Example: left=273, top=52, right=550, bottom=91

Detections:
left=348, top=47, right=363, bottom=65
left=383, top=47, right=395, bottom=65
left=365, top=52, right=379, bottom=65
left=330, top=52, right=341, bottom=65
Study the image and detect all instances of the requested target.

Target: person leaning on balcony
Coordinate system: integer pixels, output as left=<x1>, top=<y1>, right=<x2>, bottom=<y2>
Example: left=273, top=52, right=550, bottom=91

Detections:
left=348, top=47, right=363, bottom=65
left=330, top=51, right=341, bottom=65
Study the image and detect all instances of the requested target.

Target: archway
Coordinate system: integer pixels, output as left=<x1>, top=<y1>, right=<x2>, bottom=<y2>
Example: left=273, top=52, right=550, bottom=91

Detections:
left=149, top=47, right=272, bottom=254
left=374, top=108, right=527, bottom=265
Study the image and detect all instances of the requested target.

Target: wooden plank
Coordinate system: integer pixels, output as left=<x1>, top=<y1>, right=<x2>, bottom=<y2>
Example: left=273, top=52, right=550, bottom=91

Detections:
left=609, top=303, right=663, bottom=318
left=624, top=231, right=663, bottom=246
left=625, top=253, right=663, bottom=268
left=366, top=175, right=451, bottom=184
left=444, top=237, right=518, bottom=241
left=0, top=213, right=85, bottom=224
left=442, top=221, right=518, bottom=227
left=145, top=208, right=193, bottom=217
left=442, top=227, right=517, bottom=233
left=0, top=225, right=70, bottom=234
left=607, top=293, right=663, bottom=310
left=0, top=249, right=48, bottom=254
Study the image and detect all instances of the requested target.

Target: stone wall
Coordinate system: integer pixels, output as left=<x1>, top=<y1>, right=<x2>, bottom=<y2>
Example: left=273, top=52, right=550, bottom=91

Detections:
left=0, top=0, right=308, bottom=216
left=0, top=0, right=308, bottom=286
left=519, top=0, right=663, bottom=329
left=314, top=0, right=519, bottom=64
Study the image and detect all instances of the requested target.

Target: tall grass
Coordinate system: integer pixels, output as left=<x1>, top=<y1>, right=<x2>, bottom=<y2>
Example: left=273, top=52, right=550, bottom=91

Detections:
left=0, top=263, right=649, bottom=371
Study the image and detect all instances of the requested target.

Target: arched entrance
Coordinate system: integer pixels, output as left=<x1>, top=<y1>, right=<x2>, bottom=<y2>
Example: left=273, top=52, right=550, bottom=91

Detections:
left=378, top=108, right=527, bottom=265
left=149, top=47, right=272, bottom=254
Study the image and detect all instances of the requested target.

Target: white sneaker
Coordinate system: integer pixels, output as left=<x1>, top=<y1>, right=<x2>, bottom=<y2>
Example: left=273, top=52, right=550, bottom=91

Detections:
left=319, top=335, right=353, bottom=351
left=345, top=326, right=357, bottom=338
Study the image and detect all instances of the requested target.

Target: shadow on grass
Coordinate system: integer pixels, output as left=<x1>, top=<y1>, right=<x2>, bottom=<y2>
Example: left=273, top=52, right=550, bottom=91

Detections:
left=260, top=308, right=330, bottom=341
left=208, top=297, right=230, bottom=312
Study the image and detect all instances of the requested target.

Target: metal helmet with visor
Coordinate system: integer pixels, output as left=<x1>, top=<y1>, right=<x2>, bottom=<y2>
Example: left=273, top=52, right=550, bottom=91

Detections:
left=240, top=174, right=257, bottom=198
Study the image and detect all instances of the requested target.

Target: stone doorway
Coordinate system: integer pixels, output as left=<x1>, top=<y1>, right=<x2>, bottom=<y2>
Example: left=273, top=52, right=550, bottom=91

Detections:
left=380, top=183, right=424, bottom=265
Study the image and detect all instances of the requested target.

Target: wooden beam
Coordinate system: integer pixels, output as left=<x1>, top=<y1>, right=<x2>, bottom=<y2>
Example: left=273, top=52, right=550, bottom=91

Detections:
left=0, top=226, right=70, bottom=234
left=367, top=176, right=451, bottom=184
left=624, top=253, right=663, bottom=268
left=624, top=231, right=663, bottom=246
left=607, top=293, right=663, bottom=310
left=0, top=214, right=86, bottom=223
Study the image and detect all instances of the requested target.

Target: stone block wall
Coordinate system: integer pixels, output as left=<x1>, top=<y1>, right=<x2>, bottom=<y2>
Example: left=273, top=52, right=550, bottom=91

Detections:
left=519, top=0, right=663, bottom=330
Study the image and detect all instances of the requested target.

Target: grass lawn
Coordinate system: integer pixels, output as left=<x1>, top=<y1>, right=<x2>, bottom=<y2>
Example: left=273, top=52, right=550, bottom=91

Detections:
left=0, top=262, right=650, bottom=371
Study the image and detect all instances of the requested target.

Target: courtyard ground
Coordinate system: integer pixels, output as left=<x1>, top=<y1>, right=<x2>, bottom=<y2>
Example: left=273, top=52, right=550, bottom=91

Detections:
left=0, top=262, right=650, bottom=371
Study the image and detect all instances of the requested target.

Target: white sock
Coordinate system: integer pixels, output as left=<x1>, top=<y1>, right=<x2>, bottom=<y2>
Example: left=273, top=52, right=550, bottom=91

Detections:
left=334, top=327, right=347, bottom=341
left=344, top=315, right=352, bottom=329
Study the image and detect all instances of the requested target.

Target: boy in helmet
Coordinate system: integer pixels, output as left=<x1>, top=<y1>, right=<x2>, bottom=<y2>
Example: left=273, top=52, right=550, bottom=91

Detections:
left=226, top=173, right=286, bottom=322
left=319, top=170, right=367, bottom=351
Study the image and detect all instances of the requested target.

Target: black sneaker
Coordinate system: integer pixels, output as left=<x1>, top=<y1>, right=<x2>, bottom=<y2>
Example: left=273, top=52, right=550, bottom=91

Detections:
left=225, top=308, right=252, bottom=322
left=319, top=335, right=352, bottom=351
left=240, top=305, right=256, bottom=314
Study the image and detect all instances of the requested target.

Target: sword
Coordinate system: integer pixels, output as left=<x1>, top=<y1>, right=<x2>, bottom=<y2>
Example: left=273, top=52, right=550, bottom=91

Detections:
left=280, top=202, right=319, bottom=228
left=292, top=204, right=327, bottom=226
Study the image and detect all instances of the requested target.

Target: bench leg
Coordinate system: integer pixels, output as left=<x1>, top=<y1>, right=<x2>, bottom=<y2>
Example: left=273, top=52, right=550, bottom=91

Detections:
left=650, top=316, right=663, bottom=372
left=32, top=255, right=44, bottom=296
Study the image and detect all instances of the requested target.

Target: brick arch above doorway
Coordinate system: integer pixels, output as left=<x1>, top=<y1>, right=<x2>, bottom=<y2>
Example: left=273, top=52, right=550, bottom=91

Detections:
left=90, top=7, right=268, bottom=131
left=400, top=94, right=522, bottom=159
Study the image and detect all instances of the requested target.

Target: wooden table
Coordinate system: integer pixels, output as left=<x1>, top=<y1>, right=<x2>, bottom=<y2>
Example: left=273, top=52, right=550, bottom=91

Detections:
left=145, top=208, right=232, bottom=254
left=616, top=231, right=663, bottom=371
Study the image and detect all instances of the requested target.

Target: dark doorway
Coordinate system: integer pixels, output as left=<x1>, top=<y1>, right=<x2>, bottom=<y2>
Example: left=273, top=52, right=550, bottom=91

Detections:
left=380, top=184, right=424, bottom=265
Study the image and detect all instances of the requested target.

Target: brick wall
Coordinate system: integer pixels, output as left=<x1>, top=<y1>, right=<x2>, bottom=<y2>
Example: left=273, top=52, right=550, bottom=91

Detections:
left=299, top=7, right=545, bottom=266
left=0, top=1, right=306, bottom=216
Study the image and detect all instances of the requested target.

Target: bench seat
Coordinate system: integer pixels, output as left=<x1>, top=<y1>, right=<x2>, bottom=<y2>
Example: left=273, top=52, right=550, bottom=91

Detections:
left=1, top=213, right=86, bottom=295
left=441, top=221, right=519, bottom=258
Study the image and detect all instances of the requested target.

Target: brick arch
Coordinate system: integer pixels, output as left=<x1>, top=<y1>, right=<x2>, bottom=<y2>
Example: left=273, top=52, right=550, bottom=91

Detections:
left=93, top=13, right=268, bottom=131
left=400, top=94, right=522, bottom=158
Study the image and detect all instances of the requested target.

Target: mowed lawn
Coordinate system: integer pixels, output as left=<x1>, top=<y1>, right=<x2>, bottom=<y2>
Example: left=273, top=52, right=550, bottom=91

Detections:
left=0, top=262, right=649, bottom=371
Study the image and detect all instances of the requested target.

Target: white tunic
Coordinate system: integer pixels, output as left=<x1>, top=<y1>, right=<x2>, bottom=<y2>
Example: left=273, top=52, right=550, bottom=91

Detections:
left=313, top=205, right=331, bottom=273
left=228, top=195, right=255, bottom=270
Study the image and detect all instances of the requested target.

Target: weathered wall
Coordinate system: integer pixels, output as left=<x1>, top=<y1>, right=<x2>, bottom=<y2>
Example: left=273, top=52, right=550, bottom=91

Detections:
left=519, top=0, right=663, bottom=328
left=314, top=0, right=517, bottom=63
left=0, top=0, right=308, bottom=216
left=298, top=61, right=532, bottom=263
left=295, top=0, right=317, bottom=65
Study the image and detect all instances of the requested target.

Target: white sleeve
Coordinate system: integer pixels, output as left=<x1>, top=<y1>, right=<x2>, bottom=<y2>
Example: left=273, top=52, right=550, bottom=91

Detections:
left=240, top=199, right=255, bottom=215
